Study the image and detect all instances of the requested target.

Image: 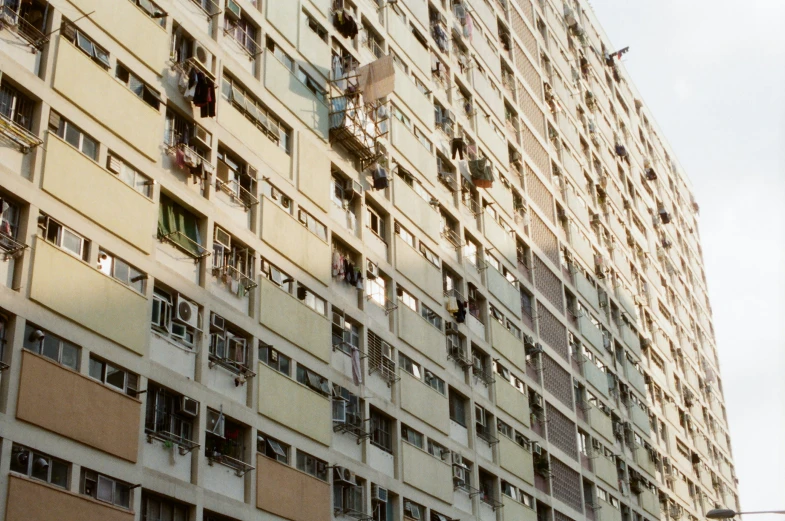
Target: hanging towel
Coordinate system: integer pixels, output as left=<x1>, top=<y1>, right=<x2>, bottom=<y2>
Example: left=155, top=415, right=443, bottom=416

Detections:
left=351, top=346, right=363, bottom=386
left=447, top=295, right=459, bottom=313
left=356, top=54, right=395, bottom=102
left=355, top=271, right=364, bottom=290
left=332, top=250, right=341, bottom=277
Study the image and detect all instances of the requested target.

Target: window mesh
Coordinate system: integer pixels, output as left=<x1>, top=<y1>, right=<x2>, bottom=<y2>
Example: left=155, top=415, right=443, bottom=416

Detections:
left=526, top=166, right=555, bottom=223
left=534, top=255, right=564, bottom=311
left=510, top=8, right=538, bottom=65
left=522, top=121, right=550, bottom=179
left=543, top=355, right=574, bottom=410
left=539, top=305, right=568, bottom=360
left=551, top=457, right=584, bottom=513
left=546, top=401, right=578, bottom=460
left=514, top=42, right=542, bottom=102
left=518, top=80, right=546, bottom=140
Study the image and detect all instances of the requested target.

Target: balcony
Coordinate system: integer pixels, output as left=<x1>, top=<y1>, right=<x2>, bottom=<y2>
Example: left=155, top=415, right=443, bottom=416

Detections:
left=265, top=51, right=329, bottom=139
left=17, top=350, right=141, bottom=461
left=256, top=454, right=331, bottom=521
left=29, top=239, right=148, bottom=355
left=477, top=115, right=509, bottom=169
left=502, top=495, right=537, bottom=521
left=395, top=235, right=442, bottom=301
left=0, top=109, right=42, bottom=154
left=259, top=277, right=331, bottom=362
left=5, top=475, right=133, bottom=521
left=490, top=318, right=526, bottom=372
left=402, top=441, right=453, bottom=502
left=578, top=316, right=604, bottom=354
left=575, top=271, right=600, bottom=311
left=594, top=453, right=618, bottom=489
left=640, top=487, right=661, bottom=517
left=43, top=135, right=155, bottom=253
left=589, top=405, right=615, bottom=443
left=629, top=403, right=650, bottom=434
left=485, top=217, right=517, bottom=266
left=70, top=0, right=168, bottom=73
left=398, top=302, right=447, bottom=367
left=257, top=362, right=331, bottom=445
left=53, top=39, right=161, bottom=160
left=391, top=118, right=436, bottom=182
left=393, top=69, right=434, bottom=130
left=487, top=267, right=521, bottom=318
left=401, top=371, right=450, bottom=433
left=261, top=199, right=330, bottom=285
left=393, top=178, right=441, bottom=242
left=499, top=435, right=534, bottom=485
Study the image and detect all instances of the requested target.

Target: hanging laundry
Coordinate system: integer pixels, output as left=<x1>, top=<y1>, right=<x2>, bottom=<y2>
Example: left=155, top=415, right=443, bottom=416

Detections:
left=455, top=300, right=467, bottom=323
left=351, top=346, right=363, bottom=386
left=614, top=143, right=628, bottom=157
left=469, top=158, right=494, bottom=188
left=332, top=250, right=342, bottom=277
left=355, top=270, right=363, bottom=290
left=356, top=55, right=395, bottom=102
left=371, top=165, right=388, bottom=190
left=464, top=13, right=473, bottom=40
left=447, top=295, right=459, bottom=313
left=451, top=137, right=466, bottom=160
left=333, top=9, right=358, bottom=39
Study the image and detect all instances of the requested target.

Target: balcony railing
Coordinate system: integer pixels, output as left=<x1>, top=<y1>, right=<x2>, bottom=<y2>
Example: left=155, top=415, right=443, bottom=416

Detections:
left=145, top=412, right=201, bottom=455
left=476, top=425, right=499, bottom=446
left=0, top=2, right=48, bottom=49
left=0, top=112, right=42, bottom=153
left=212, top=263, right=258, bottom=292
left=207, top=452, right=255, bottom=476
left=0, top=233, right=27, bottom=260
left=216, top=176, right=260, bottom=209
left=158, top=230, right=211, bottom=261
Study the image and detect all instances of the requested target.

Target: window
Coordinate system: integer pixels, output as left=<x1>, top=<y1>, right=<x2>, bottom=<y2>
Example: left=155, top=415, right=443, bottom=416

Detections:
left=128, top=0, right=166, bottom=25
left=297, top=68, right=326, bottom=102
left=424, top=369, right=446, bottom=395
left=61, top=20, right=110, bottom=68
left=366, top=206, right=386, bottom=239
left=305, top=11, right=327, bottom=41
left=157, top=195, right=204, bottom=258
left=428, top=439, right=448, bottom=459
left=225, top=12, right=259, bottom=54
left=151, top=286, right=198, bottom=347
left=296, top=451, right=328, bottom=481
left=258, top=433, right=289, bottom=464
left=142, top=492, right=190, bottom=521
left=164, top=107, right=212, bottom=154
left=38, top=213, right=90, bottom=261
left=0, top=80, right=34, bottom=130
left=398, top=287, right=417, bottom=311
left=419, top=243, right=440, bottom=267
left=145, top=384, right=196, bottom=445
left=221, top=75, right=291, bottom=154
left=0, top=196, right=20, bottom=241
left=391, top=49, right=409, bottom=73
left=298, top=208, right=328, bottom=241
left=333, top=309, right=360, bottom=355
left=217, top=147, right=258, bottom=207
left=106, top=152, right=153, bottom=198
left=97, top=250, right=147, bottom=293
left=49, top=112, right=97, bottom=160
left=399, top=352, right=421, bottom=378
left=449, top=390, right=467, bottom=426
left=259, top=343, right=291, bottom=376
left=395, top=222, right=415, bottom=247
left=208, top=313, right=249, bottom=369
left=401, top=424, right=423, bottom=448
left=267, top=38, right=294, bottom=71
left=497, top=419, right=513, bottom=438
left=414, top=127, right=432, bottom=152
left=366, top=273, right=386, bottom=307
left=115, top=63, right=162, bottom=109
left=212, top=226, right=255, bottom=291
left=88, top=356, right=139, bottom=396
left=261, top=258, right=293, bottom=291
left=10, top=444, right=69, bottom=488
left=404, top=500, right=423, bottom=521
left=298, top=284, right=327, bottom=315
left=370, top=408, right=393, bottom=452
left=205, top=411, right=246, bottom=463
left=81, top=468, right=131, bottom=509
left=420, top=304, right=442, bottom=330
left=23, top=324, right=80, bottom=370
left=296, top=364, right=330, bottom=396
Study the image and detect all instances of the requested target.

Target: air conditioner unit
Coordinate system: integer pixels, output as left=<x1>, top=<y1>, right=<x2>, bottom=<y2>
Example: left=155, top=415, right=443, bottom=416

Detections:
left=192, top=40, right=214, bottom=71
left=532, top=442, right=542, bottom=455
left=530, top=393, right=543, bottom=409
left=472, top=357, right=483, bottom=372
left=371, top=484, right=388, bottom=503
left=523, top=334, right=534, bottom=346
left=452, top=452, right=463, bottom=466
left=445, top=321, right=459, bottom=334
left=335, top=466, right=356, bottom=484
left=174, top=295, right=199, bottom=328
left=210, top=313, right=225, bottom=331
left=191, top=123, right=212, bottom=149
left=180, top=396, right=199, bottom=417
left=107, top=155, right=122, bottom=174
left=381, top=341, right=392, bottom=360
left=452, top=464, right=466, bottom=484
left=367, top=260, right=379, bottom=278
left=226, top=0, right=241, bottom=17
left=347, top=178, right=363, bottom=196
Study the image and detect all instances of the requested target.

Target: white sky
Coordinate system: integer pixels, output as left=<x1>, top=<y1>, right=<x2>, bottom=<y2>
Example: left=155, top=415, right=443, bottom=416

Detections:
left=590, top=0, right=785, bottom=517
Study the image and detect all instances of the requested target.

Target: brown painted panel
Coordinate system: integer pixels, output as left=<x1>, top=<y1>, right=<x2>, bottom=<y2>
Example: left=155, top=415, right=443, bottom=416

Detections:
left=16, top=350, right=140, bottom=462
left=5, top=475, right=133, bottom=521
left=256, top=454, right=330, bottom=521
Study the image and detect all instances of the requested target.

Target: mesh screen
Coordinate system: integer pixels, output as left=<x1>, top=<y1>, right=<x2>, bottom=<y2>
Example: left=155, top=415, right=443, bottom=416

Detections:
left=546, top=401, right=578, bottom=460
left=543, top=355, right=574, bottom=410
left=551, top=457, right=584, bottom=513
left=539, top=305, right=568, bottom=360
left=534, top=254, right=563, bottom=310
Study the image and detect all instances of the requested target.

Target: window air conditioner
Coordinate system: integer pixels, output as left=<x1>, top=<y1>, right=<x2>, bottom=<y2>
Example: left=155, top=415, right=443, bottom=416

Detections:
left=191, top=123, right=212, bottom=149
left=367, top=260, right=379, bottom=278
left=192, top=40, right=214, bottom=71
left=346, top=178, right=363, bottom=196
left=174, top=295, right=199, bottom=328
left=532, top=442, right=542, bottom=456
left=451, top=452, right=463, bottom=466
left=445, top=321, right=458, bottom=334
left=452, top=464, right=466, bottom=484
left=335, top=466, right=356, bottom=484
left=180, top=396, right=199, bottom=417
left=371, top=484, right=388, bottom=503
left=226, top=0, right=241, bottom=18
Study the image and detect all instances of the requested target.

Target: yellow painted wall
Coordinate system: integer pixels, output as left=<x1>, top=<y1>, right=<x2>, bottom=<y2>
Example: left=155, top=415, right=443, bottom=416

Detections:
left=53, top=40, right=161, bottom=160
left=261, top=200, right=331, bottom=285
left=29, top=239, right=148, bottom=356
left=589, top=406, right=615, bottom=444
left=391, top=118, right=436, bottom=182
left=393, top=180, right=440, bottom=242
left=297, top=133, right=331, bottom=212
left=398, top=303, right=446, bottom=367
left=400, top=371, right=450, bottom=434
left=264, top=51, right=329, bottom=140
left=485, top=217, right=517, bottom=266
left=42, top=136, right=155, bottom=253
left=401, top=442, right=453, bottom=502
left=394, top=235, right=442, bottom=301
left=266, top=0, right=298, bottom=44
left=66, top=0, right=168, bottom=75
left=502, top=496, right=537, bottom=521
left=495, top=380, right=530, bottom=428
left=491, top=319, right=526, bottom=372
left=259, top=277, right=331, bottom=362
left=258, top=362, right=331, bottom=446
left=499, top=435, right=534, bottom=485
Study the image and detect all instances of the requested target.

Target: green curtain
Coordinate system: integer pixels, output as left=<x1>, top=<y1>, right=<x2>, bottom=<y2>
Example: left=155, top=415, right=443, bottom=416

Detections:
left=158, top=196, right=201, bottom=256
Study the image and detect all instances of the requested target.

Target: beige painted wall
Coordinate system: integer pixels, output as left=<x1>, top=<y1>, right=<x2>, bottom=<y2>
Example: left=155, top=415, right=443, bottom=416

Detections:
left=53, top=40, right=162, bottom=160
left=491, top=319, right=526, bottom=373
left=298, top=133, right=331, bottom=212
left=400, top=371, right=450, bottom=434
left=401, top=442, right=453, bottom=502
left=398, top=304, right=446, bottom=368
left=259, top=277, right=331, bottom=361
left=502, top=495, right=537, bottom=521
left=257, top=362, right=332, bottom=445
left=16, top=351, right=141, bottom=462
left=393, top=180, right=440, bottom=242
left=266, top=0, right=298, bottom=45
left=495, top=379, right=530, bottom=428
left=42, top=135, right=155, bottom=253
left=394, top=235, right=442, bottom=301
left=261, top=200, right=331, bottom=285
left=5, top=475, right=134, bottom=521
left=256, top=454, right=331, bottom=521
left=499, top=435, right=534, bottom=485
left=29, top=239, right=149, bottom=356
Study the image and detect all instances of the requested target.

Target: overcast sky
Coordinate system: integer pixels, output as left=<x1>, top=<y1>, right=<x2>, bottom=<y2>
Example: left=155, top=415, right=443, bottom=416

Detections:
left=590, top=0, right=785, bottom=517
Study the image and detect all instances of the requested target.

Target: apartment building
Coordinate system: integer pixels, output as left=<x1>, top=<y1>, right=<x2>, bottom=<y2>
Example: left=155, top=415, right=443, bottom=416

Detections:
left=0, top=0, right=737, bottom=520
